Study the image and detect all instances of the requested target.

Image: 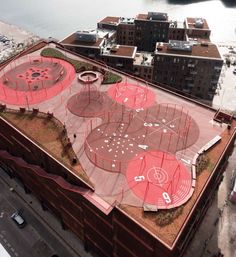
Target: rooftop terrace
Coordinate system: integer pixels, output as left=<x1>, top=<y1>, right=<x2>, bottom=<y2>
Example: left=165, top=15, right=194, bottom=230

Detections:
left=0, top=41, right=234, bottom=248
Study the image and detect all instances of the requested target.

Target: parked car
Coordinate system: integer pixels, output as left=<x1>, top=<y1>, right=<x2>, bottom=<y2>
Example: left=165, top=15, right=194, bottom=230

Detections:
left=233, top=68, right=236, bottom=75
left=11, top=211, right=26, bottom=228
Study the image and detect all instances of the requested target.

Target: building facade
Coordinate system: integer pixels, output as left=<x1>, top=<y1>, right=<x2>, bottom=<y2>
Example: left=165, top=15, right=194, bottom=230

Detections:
left=60, top=32, right=106, bottom=59
left=184, top=18, right=211, bottom=41
left=100, top=45, right=137, bottom=72
left=168, top=21, right=186, bottom=41
left=134, top=12, right=170, bottom=52
left=116, top=18, right=135, bottom=46
left=153, top=41, right=223, bottom=100
left=60, top=13, right=222, bottom=101
left=133, top=52, right=153, bottom=82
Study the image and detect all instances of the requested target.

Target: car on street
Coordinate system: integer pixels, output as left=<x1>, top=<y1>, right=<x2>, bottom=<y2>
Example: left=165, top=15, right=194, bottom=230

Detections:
left=233, top=68, right=236, bottom=75
left=11, top=211, right=26, bottom=228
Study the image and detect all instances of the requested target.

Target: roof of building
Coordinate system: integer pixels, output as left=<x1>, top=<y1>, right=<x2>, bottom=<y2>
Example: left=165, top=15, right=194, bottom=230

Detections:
left=0, top=41, right=232, bottom=249
left=136, top=13, right=149, bottom=20
left=119, top=17, right=135, bottom=24
left=98, top=16, right=120, bottom=26
left=102, top=44, right=136, bottom=58
left=60, top=33, right=104, bottom=48
left=186, top=17, right=210, bottom=30
left=156, top=41, right=221, bottom=59
left=136, top=13, right=169, bottom=22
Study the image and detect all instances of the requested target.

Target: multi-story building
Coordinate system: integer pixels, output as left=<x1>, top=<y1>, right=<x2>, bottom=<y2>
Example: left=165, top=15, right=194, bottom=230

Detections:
left=60, top=30, right=105, bottom=59
left=100, top=44, right=137, bottom=72
left=61, top=13, right=222, bottom=101
left=184, top=17, right=211, bottom=41
left=168, top=21, right=186, bottom=41
left=97, top=16, right=120, bottom=31
left=116, top=17, right=135, bottom=46
left=60, top=29, right=116, bottom=59
left=153, top=40, right=223, bottom=100
left=0, top=41, right=234, bottom=257
left=134, top=12, right=170, bottom=51
left=133, top=52, right=153, bottom=82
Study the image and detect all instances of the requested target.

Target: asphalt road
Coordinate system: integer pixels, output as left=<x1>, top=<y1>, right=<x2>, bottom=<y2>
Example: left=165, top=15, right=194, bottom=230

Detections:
left=0, top=197, right=34, bottom=257
left=0, top=168, right=81, bottom=257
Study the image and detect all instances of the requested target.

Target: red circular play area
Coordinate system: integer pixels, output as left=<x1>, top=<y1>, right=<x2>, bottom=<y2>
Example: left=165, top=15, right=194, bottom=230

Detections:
left=84, top=122, right=144, bottom=172
left=107, top=81, right=155, bottom=109
left=84, top=103, right=199, bottom=173
left=0, top=56, right=75, bottom=105
left=126, top=151, right=193, bottom=208
left=67, top=91, right=105, bottom=117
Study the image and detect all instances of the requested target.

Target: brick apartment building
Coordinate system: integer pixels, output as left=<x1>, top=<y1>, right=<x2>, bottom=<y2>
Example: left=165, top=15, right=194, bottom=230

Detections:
left=117, top=17, right=135, bottom=46
left=97, top=16, right=120, bottom=31
left=100, top=44, right=137, bottom=72
left=134, top=12, right=170, bottom=51
left=61, top=12, right=223, bottom=101
left=184, top=18, right=211, bottom=41
left=60, top=30, right=106, bottom=59
left=168, top=21, right=186, bottom=41
left=153, top=40, right=223, bottom=100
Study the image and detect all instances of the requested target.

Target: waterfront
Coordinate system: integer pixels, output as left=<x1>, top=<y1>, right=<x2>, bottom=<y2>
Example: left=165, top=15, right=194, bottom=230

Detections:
left=0, top=0, right=235, bottom=42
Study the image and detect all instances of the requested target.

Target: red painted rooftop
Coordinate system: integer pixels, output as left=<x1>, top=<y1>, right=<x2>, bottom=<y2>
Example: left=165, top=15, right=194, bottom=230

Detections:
left=0, top=41, right=234, bottom=248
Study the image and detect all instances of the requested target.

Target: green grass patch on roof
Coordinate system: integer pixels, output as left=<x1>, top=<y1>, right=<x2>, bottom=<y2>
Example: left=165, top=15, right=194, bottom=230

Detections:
left=41, top=48, right=122, bottom=84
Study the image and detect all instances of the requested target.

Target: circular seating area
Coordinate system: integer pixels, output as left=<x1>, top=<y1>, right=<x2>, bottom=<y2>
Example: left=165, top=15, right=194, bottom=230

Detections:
left=78, top=71, right=99, bottom=84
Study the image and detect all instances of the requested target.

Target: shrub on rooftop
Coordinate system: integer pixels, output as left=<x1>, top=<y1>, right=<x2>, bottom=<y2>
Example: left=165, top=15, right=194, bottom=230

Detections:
left=155, top=206, right=184, bottom=226
left=40, top=48, right=122, bottom=84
